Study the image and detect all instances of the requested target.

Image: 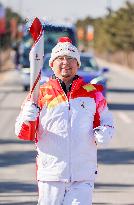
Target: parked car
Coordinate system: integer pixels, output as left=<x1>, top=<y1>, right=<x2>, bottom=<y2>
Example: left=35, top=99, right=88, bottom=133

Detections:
left=20, top=52, right=109, bottom=96
left=78, top=52, right=109, bottom=96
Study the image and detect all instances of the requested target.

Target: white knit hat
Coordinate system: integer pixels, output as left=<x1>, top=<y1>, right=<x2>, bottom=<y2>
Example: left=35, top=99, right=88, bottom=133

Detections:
left=49, top=37, right=81, bottom=67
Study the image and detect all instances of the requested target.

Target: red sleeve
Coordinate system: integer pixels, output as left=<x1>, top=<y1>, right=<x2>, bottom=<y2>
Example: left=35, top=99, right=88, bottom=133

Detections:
left=17, top=120, right=38, bottom=141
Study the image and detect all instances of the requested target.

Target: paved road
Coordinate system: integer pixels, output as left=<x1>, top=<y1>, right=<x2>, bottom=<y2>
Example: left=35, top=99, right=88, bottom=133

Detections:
left=93, top=60, right=134, bottom=205
left=0, top=62, right=134, bottom=205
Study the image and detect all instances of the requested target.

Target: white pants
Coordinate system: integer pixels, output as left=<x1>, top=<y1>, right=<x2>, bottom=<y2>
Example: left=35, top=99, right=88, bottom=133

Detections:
left=37, top=180, right=94, bottom=205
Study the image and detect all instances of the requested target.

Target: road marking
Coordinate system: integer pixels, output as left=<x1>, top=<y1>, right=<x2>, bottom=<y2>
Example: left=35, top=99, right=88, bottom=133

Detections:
left=117, top=112, right=132, bottom=124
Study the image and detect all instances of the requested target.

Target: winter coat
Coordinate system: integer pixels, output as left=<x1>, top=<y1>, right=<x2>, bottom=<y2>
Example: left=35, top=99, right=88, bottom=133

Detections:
left=15, top=77, right=114, bottom=182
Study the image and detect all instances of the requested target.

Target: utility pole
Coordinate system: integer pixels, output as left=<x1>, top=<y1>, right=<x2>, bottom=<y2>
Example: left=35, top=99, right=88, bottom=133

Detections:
left=107, top=0, right=112, bottom=15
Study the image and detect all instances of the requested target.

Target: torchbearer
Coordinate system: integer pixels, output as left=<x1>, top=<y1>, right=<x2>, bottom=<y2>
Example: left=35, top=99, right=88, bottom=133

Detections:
left=15, top=33, right=115, bottom=204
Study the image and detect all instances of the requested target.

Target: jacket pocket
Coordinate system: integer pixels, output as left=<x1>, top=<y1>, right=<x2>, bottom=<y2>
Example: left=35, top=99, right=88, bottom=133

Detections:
left=37, top=155, right=56, bottom=169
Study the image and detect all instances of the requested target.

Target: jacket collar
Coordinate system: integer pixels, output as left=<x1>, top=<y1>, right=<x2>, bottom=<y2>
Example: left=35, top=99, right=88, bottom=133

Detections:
left=48, top=75, right=85, bottom=94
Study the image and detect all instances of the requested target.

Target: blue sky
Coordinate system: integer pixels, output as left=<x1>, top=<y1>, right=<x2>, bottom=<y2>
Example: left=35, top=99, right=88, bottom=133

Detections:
left=0, top=0, right=133, bottom=22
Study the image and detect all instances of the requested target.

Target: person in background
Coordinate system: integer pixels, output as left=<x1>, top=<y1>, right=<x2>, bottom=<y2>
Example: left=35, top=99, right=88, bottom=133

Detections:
left=11, top=41, right=21, bottom=70
left=15, top=37, right=114, bottom=205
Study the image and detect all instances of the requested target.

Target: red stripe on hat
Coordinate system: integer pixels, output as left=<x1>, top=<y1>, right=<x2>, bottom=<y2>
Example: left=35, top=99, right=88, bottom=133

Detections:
left=58, top=37, right=72, bottom=43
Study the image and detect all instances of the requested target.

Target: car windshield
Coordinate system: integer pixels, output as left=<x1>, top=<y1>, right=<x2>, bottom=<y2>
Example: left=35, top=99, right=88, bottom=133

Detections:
left=22, top=26, right=77, bottom=54
left=44, top=31, right=70, bottom=54
left=80, top=56, right=99, bottom=72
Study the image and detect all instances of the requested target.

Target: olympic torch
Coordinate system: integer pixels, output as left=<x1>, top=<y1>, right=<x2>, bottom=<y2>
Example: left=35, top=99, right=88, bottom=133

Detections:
left=28, top=17, right=44, bottom=140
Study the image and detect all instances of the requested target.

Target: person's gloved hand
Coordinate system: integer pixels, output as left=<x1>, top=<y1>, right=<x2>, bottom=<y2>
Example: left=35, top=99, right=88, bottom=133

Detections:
left=22, top=101, right=40, bottom=124
left=93, top=126, right=113, bottom=145
left=15, top=101, right=40, bottom=136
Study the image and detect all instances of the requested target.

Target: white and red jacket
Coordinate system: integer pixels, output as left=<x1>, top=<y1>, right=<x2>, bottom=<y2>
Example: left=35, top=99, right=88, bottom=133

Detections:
left=15, top=77, right=114, bottom=182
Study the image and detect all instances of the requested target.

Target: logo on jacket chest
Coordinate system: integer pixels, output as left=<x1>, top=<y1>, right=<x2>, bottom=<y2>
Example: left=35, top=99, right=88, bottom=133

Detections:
left=80, top=101, right=88, bottom=110
left=79, top=99, right=96, bottom=113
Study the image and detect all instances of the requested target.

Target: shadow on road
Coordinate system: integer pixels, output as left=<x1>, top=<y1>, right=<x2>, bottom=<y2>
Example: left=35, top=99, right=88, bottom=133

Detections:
left=108, top=103, right=134, bottom=110
left=0, top=139, right=33, bottom=145
left=0, top=150, right=36, bottom=167
left=108, top=88, right=134, bottom=93
left=0, top=181, right=37, bottom=193
left=0, top=203, right=37, bottom=205
left=98, top=148, right=134, bottom=165
left=95, top=182, right=134, bottom=189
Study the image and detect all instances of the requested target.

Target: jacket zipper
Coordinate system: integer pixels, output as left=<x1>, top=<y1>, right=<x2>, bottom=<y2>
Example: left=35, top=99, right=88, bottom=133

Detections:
left=68, top=100, right=72, bottom=182
left=57, top=79, right=78, bottom=182
left=57, top=79, right=72, bottom=182
left=67, top=82, right=78, bottom=182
